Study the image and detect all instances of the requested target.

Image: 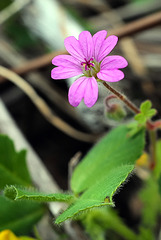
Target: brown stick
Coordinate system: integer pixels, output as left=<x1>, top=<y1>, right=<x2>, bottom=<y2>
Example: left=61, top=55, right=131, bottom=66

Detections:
left=109, top=10, right=161, bottom=38
left=0, top=66, right=100, bottom=142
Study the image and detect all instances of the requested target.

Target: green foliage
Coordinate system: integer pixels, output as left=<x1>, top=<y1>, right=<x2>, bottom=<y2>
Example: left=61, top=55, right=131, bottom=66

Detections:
left=0, top=195, right=45, bottom=235
left=1, top=126, right=145, bottom=227
left=139, top=178, right=161, bottom=230
left=135, top=100, right=157, bottom=125
left=0, top=135, right=31, bottom=189
left=0, top=135, right=45, bottom=234
left=71, top=125, right=145, bottom=194
left=154, top=140, right=161, bottom=179
left=0, top=0, right=12, bottom=10
left=56, top=165, right=133, bottom=224
left=55, top=126, right=145, bottom=224
left=127, top=121, right=144, bottom=137
left=81, top=208, right=137, bottom=240
left=4, top=185, right=75, bottom=203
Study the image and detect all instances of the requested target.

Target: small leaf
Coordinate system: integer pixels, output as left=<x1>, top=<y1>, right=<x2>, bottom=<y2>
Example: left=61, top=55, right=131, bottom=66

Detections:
left=56, top=165, right=133, bottom=224
left=4, top=185, right=75, bottom=203
left=145, top=109, right=157, bottom=118
left=140, top=100, right=152, bottom=113
left=134, top=113, right=146, bottom=124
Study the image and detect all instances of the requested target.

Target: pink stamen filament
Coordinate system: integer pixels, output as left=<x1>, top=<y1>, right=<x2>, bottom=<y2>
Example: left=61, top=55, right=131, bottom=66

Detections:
left=81, top=58, right=94, bottom=71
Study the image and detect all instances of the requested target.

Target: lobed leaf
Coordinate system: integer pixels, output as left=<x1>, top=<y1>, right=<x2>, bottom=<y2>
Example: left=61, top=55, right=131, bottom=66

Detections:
left=146, top=109, right=157, bottom=118
left=140, top=100, right=152, bottom=113
left=134, top=114, right=146, bottom=124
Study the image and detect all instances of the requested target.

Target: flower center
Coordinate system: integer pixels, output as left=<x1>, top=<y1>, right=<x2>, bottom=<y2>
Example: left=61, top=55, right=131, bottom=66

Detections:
left=81, top=58, right=94, bottom=71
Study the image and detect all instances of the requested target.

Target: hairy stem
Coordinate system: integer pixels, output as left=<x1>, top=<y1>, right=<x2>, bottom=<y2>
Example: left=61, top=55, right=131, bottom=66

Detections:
left=102, top=82, right=140, bottom=114
left=149, top=129, right=157, bottom=170
left=102, top=82, right=157, bottom=131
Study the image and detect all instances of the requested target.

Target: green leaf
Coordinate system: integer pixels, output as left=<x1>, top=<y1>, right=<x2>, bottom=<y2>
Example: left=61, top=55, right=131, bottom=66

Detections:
left=140, top=100, right=152, bottom=113
left=154, top=140, right=161, bottom=179
left=0, top=135, right=31, bottom=189
left=0, top=195, right=45, bottom=235
left=139, top=178, right=161, bottom=229
left=158, top=175, right=161, bottom=196
left=4, top=185, right=75, bottom=203
left=0, top=135, right=45, bottom=234
left=55, top=165, right=133, bottom=224
left=145, top=109, right=157, bottom=118
left=127, top=122, right=144, bottom=137
left=134, top=113, right=146, bottom=124
left=71, top=126, right=145, bottom=194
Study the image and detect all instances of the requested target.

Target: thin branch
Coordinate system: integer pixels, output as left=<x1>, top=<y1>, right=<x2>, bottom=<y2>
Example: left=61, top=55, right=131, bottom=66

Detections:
left=0, top=66, right=99, bottom=143
left=109, top=10, right=161, bottom=38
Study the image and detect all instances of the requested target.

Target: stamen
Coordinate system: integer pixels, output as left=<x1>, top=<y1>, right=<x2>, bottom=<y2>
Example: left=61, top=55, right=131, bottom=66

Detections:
left=81, top=58, right=94, bottom=71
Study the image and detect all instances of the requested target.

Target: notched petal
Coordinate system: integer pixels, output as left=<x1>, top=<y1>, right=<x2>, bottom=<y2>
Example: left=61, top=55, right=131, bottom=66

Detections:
left=51, top=66, right=82, bottom=79
left=52, top=55, right=80, bottom=67
left=79, top=31, right=94, bottom=60
left=93, top=30, right=107, bottom=61
left=97, top=35, right=118, bottom=62
left=101, top=56, right=128, bottom=69
left=68, top=77, right=86, bottom=107
left=64, top=36, right=84, bottom=61
left=84, top=77, right=98, bottom=107
left=97, top=69, right=124, bottom=82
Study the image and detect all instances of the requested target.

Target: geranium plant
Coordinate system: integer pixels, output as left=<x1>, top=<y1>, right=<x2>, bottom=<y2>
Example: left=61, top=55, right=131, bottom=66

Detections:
left=1, top=30, right=161, bottom=240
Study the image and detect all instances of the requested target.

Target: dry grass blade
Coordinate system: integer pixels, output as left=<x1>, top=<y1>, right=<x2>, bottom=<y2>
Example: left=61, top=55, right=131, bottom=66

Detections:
left=0, top=66, right=99, bottom=143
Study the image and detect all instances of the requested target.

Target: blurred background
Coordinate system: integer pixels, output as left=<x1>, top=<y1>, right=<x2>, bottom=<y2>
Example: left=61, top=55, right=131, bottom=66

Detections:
left=0, top=0, right=161, bottom=190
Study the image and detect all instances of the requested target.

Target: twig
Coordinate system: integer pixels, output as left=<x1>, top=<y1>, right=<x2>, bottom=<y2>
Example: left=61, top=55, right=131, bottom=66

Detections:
left=109, top=10, right=161, bottom=38
left=0, top=66, right=99, bottom=143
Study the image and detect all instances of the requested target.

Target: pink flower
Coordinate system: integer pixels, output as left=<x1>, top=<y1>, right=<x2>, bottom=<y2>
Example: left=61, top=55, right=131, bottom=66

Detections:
left=51, top=30, right=128, bottom=107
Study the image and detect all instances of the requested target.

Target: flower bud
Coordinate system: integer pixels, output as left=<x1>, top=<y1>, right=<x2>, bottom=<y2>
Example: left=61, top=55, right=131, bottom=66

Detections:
left=104, top=95, right=126, bottom=121
left=105, top=103, right=126, bottom=121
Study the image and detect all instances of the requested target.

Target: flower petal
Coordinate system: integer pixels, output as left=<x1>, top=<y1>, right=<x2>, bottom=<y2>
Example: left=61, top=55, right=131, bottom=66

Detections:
left=64, top=36, right=84, bottom=62
left=93, top=30, right=107, bottom=61
left=68, top=77, right=86, bottom=107
left=84, top=77, right=98, bottom=107
left=68, top=76, right=98, bottom=107
left=97, top=35, right=118, bottom=62
left=52, top=55, right=80, bottom=68
left=79, top=31, right=94, bottom=60
left=51, top=66, right=82, bottom=80
left=100, top=56, right=128, bottom=69
left=97, top=69, right=124, bottom=82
